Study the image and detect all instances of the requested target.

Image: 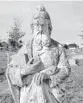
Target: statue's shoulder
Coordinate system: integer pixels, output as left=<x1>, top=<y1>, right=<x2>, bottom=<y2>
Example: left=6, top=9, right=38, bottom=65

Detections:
left=51, top=38, right=63, bottom=48
left=51, top=38, right=64, bottom=54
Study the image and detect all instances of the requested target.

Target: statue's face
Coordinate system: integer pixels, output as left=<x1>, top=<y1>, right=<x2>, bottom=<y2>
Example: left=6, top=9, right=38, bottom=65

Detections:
left=32, top=18, right=51, bottom=47
left=32, top=19, right=50, bottom=37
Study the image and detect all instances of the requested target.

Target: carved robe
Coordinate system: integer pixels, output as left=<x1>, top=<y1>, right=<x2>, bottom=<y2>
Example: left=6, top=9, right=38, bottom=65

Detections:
left=6, top=38, right=71, bottom=103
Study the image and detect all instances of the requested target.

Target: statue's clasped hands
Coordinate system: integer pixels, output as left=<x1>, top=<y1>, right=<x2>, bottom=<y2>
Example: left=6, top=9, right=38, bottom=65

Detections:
left=34, top=72, right=50, bottom=86
left=21, top=56, right=41, bottom=76
left=21, top=55, right=51, bottom=86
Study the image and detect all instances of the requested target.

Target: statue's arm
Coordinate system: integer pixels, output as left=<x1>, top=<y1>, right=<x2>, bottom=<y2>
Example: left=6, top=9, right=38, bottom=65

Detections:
left=21, top=58, right=44, bottom=76
left=40, top=46, right=71, bottom=78
left=38, top=46, right=71, bottom=87
left=57, top=46, right=71, bottom=79
left=40, top=65, right=58, bottom=76
left=50, top=47, right=71, bottom=87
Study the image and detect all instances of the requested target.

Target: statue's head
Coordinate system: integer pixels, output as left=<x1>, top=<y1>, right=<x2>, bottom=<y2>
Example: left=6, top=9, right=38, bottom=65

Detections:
left=30, top=5, right=52, bottom=36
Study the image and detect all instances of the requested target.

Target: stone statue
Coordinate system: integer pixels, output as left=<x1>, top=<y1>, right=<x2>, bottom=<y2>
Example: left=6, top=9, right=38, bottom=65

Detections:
left=6, top=5, right=71, bottom=103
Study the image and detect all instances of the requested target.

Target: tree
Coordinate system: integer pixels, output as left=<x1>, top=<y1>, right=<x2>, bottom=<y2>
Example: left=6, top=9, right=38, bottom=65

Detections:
left=8, top=18, right=26, bottom=51
left=8, top=18, right=25, bottom=41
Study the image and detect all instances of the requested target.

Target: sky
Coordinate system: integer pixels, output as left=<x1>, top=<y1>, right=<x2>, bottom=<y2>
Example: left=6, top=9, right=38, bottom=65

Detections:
left=0, top=1, right=83, bottom=45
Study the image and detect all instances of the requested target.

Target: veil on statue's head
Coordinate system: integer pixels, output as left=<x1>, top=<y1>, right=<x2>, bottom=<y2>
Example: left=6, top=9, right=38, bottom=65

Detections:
left=30, top=4, right=52, bottom=35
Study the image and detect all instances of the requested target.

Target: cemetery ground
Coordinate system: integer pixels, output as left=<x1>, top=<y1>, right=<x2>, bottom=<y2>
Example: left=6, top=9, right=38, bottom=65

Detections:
left=0, top=51, right=83, bottom=103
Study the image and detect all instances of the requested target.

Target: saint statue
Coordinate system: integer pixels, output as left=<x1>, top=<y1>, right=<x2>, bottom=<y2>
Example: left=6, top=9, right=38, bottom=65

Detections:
left=6, top=5, right=71, bottom=103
